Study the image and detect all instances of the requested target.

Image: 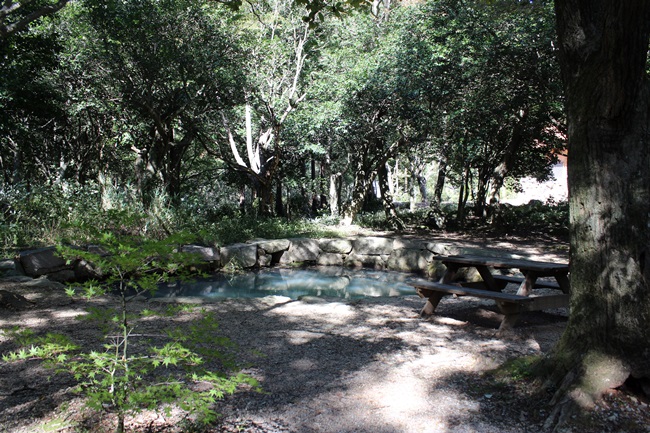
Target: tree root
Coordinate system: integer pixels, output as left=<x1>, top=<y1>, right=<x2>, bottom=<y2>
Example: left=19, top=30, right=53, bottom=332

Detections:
left=543, top=352, right=631, bottom=432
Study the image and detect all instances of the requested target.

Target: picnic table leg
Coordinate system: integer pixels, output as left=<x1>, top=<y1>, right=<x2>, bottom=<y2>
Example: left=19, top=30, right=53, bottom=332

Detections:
left=516, top=272, right=538, bottom=296
left=498, top=313, right=521, bottom=334
left=475, top=265, right=498, bottom=291
left=418, top=289, right=445, bottom=317
left=439, top=265, right=460, bottom=284
left=496, top=301, right=522, bottom=334
left=554, top=273, right=571, bottom=294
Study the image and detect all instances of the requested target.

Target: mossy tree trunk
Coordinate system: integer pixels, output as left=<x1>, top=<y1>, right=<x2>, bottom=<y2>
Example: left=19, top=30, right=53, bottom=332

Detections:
left=545, top=1, right=650, bottom=428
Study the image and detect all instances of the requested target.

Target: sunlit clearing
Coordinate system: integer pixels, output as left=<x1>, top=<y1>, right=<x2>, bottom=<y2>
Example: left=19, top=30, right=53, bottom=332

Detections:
left=271, top=301, right=357, bottom=325
left=306, top=352, right=482, bottom=433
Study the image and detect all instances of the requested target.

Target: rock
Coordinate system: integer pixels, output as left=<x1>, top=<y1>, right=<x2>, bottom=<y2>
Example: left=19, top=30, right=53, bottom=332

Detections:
left=352, top=237, right=394, bottom=255
left=87, top=244, right=110, bottom=256
left=251, top=239, right=291, bottom=254
left=427, top=260, right=448, bottom=279
left=0, top=259, right=24, bottom=277
left=73, top=259, right=103, bottom=281
left=387, top=249, right=434, bottom=273
left=344, top=253, right=387, bottom=269
left=46, top=269, right=76, bottom=283
left=0, top=275, right=33, bottom=283
left=0, top=259, right=15, bottom=272
left=0, top=290, right=35, bottom=310
left=426, top=242, right=463, bottom=256
left=182, top=245, right=220, bottom=262
left=317, top=253, right=344, bottom=266
left=220, top=243, right=258, bottom=269
left=258, top=252, right=273, bottom=267
left=24, top=277, right=66, bottom=290
left=319, top=239, right=353, bottom=254
left=278, top=238, right=321, bottom=264
left=19, top=247, right=70, bottom=277
left=392, top=238, right=428, bottom=250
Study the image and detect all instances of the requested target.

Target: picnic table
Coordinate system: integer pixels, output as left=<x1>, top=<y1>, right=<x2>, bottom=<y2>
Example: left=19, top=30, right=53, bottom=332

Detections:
left=410, top=255, right=570, bottom=332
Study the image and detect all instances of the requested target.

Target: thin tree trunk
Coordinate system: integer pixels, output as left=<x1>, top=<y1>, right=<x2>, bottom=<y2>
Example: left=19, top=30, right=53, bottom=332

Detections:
left=329, top=173, right=340, bottom=217
left=378, top=164, right=405, bottom=230
left=311, top=156, right=318, bottom=215
left=275, top=178, right=284, bottom=217
left=432, top=158, right=447, bottom=207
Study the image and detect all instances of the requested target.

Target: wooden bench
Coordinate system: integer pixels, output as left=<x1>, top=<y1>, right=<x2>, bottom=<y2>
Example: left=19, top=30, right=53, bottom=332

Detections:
left=491, top=274, right=561, bottom=290
left=411, top=280, right=569, bottom=333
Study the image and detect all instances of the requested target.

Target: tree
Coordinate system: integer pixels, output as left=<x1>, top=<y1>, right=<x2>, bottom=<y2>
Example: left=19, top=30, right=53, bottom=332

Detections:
left=77, top=0, right=246, bottom=203
left=214, top=0, right=314, bottom=215
left=543, top=1, right=650, bottom=428
left=0, top=0, right=69, bottom=38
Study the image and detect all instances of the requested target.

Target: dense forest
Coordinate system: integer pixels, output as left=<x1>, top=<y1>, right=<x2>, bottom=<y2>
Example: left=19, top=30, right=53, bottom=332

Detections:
left=1, top=0, right=566, bottom=249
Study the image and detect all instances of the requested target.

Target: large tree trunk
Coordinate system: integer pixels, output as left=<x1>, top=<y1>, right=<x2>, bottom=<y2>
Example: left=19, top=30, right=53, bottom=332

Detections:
left=342, top=171, right=375, bottom=226
left=545, top=1, right=650, bottom=428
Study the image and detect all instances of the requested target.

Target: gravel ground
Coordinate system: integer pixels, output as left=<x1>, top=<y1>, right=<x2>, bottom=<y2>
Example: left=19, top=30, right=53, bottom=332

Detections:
left=1, top=236, right=649, bottom=433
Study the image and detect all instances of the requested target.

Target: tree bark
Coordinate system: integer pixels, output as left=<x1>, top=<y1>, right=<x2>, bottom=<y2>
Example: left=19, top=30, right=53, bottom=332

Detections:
left=342, top=170, right=374, bottom=226
left=378, top=163, right=405, bottom=230
left=545, top=1, right=650, bottom=428
left=431, top=158, right=447, bottom=208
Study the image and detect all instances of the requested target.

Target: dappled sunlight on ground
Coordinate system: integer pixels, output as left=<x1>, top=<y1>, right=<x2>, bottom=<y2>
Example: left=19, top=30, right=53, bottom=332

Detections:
left=1, top=278, right=573, bottom=432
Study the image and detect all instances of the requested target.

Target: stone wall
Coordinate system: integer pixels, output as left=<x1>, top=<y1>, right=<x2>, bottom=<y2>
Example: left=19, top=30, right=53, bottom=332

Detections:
left=7, top=236, right=513, bottom=282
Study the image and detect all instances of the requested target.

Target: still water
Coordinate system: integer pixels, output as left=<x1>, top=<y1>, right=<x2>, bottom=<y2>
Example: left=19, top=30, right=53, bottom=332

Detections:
left=155, top=267, right=419, bottom=300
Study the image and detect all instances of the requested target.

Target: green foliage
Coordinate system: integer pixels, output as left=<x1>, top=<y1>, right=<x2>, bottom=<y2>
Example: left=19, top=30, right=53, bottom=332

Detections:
left=4, top=234, right=258, bottom=432
left=201, top=215, right=345, bottom=246
left=491, top=199, right=569, bottom=237
left=491, top=355, right=542, bottom=383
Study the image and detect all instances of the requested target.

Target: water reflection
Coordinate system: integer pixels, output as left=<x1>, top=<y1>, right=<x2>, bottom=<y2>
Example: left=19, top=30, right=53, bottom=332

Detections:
left=155, top=267, right=417, bottom=300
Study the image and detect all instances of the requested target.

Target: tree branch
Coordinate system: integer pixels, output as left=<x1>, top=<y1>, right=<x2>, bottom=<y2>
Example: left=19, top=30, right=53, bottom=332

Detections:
left=1, top=0, right=70, bottom=39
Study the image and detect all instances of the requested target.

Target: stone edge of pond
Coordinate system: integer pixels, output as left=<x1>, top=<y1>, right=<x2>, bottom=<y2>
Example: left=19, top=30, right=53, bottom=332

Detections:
left=3, top=235, right=529, bottom=284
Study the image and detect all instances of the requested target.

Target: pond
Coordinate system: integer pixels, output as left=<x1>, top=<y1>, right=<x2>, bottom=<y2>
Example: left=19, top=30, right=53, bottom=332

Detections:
left=154, top=267, right=420, bottom=300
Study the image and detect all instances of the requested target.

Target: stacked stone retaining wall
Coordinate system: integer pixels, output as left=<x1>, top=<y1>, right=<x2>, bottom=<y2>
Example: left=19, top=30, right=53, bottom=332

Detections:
left=6, top=236, right=522, bottom=282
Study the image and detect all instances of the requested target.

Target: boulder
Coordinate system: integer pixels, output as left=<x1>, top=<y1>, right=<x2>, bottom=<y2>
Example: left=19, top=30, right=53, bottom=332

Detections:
left=278, top=238, right=321, bottom=264
left=344, top=253, right=387, bottom=269
left=220, top=243, right=258, bottom=269
left=19, top=247, right=70, bottom=277
left=352, top=237, right=394, bottom=256
left=251, top=239, right=291, bottom=254
left=387, top=249, right=434, bottom=273
left=392, top=238, right=428, bottom=250
left=428, top=260, right=448, bottom=279
left=0, top=259, right=24, bottom=277
left=258, top=252, right=273, bottom=267
left=73, top=259, right=103, bottom=281
left=182, top=245, right=220, bottom=263
left=0, top=290, right=35, bottom=310
left=317, top=253, right=344, bottom=266
left=426, top=242, right=463, bottom=256
left=0, top=259, right=16, bottom=272
left=24, top=277, right=66, bottom=290
left=319, top=239, right=353, bottom=254
left=47, top=269, right=77, bottom=283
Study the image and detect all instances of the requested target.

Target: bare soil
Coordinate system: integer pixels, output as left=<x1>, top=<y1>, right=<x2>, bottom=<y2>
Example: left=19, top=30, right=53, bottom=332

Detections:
left=1, top=233, right=648, bottom=433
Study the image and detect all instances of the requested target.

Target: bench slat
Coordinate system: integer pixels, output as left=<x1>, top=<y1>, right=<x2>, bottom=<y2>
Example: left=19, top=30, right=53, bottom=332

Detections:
left=411, top=281, right=533, bottom=303
left=491, top=274, right=560, bottom=289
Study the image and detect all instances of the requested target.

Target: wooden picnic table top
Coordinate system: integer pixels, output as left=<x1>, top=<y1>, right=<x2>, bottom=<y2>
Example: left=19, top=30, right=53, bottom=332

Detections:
left=432, top=254, right=569, bottom=274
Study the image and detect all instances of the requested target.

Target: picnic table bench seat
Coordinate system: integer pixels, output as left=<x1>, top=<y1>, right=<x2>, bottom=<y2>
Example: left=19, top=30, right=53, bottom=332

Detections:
left=491, top=274, right=561, bottom=290
left=411, top=279, right=569, bottom=332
